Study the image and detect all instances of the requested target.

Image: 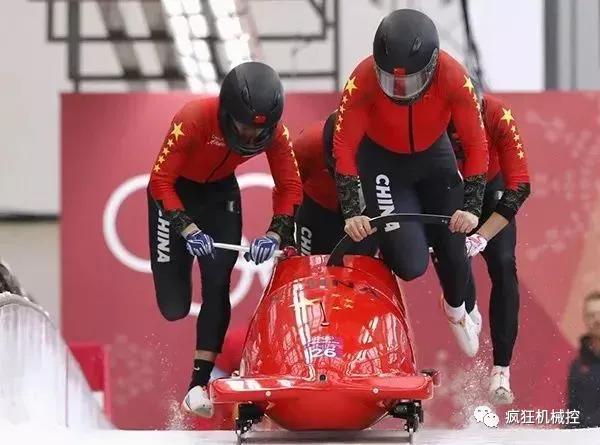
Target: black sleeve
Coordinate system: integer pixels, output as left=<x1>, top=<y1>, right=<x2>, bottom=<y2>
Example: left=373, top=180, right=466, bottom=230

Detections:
left=268, top=214, right=296, bottom=247
left=495, top=183, right=531, bottom=220
left=463, top=174, right=486, bottom=217
left=153, top=198, right=194, bottom=235
left=335, top=173, right=362, bottom=219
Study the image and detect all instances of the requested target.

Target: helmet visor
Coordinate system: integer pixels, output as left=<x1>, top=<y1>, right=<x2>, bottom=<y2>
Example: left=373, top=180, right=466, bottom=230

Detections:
left=375, top=49, right=439, bottom=101
left=232, top=119, right=271, bottom=144
left=229, top=118, right=275, bottom=157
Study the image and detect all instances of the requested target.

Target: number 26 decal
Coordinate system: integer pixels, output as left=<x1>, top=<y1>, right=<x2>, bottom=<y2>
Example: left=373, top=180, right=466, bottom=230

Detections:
left=309, top=347, right=337, bottom=358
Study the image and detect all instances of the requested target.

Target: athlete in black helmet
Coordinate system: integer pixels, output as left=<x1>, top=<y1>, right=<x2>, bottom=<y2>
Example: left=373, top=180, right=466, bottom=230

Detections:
left=148, top=61, right=302, bottom=417
left=219, top=61, right=284, bottom=156
left=372, top=8, right=440, bottom=105
left=334, top=9, right=489, bottom=357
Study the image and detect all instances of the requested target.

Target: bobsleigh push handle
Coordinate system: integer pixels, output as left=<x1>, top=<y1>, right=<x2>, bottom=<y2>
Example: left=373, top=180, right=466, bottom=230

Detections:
left=213, top=242, right=285, bottom=258
left=326, top=213, right=451, bottom=267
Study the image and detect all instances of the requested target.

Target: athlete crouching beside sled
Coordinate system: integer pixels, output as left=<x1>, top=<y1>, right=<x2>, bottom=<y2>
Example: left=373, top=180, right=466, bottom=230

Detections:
left=147, top=62, right=302, bottom=417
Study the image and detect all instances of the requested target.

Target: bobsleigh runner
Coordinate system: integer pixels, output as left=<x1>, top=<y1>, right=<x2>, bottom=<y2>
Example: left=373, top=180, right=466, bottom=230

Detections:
left=210, top=214, right=448, bottom=444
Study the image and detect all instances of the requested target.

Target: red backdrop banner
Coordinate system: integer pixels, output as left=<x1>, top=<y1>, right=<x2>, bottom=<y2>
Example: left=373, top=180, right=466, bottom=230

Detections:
left=62, top=92, right=600, bottom=429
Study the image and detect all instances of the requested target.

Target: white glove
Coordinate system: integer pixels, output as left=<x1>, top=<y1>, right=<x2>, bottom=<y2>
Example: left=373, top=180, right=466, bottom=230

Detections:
left=465, top=233, right=487, bottom=257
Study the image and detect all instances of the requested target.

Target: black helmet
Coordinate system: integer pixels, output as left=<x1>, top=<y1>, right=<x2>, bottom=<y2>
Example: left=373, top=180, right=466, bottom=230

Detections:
left=373, top=9, right=440, bottom=104
left=219, top=61, right=284, bottom=157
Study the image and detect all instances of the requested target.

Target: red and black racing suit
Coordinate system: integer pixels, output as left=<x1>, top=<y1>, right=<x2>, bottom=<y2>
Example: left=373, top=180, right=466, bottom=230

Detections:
left=294, top=114, right=376, bottom=255
left=148, top=97, right=302, bottom=353
left=294, top=115, right=341, bottom=254
left=450, top=93, right=531, bottom=366
left=333, top=51, right=488, bottom=308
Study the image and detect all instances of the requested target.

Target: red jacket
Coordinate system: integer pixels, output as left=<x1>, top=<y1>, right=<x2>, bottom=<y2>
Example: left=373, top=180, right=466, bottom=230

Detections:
left=293, top=120, right=339, bottom=212
left=300, top=93, right=531, bottom=219
left=148, top=97, right=302, bottom=217
left=333, top=51, right=488, bottom=179
left=450, top=92, right=531, bottom=219
left=482, top=94, right=530, bottom=187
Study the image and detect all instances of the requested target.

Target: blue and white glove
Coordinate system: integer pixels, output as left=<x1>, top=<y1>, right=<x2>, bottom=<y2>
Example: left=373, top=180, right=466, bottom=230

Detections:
left=246, top=235, right=280, bottom=265
left=184, top=229, right=215, bottom=257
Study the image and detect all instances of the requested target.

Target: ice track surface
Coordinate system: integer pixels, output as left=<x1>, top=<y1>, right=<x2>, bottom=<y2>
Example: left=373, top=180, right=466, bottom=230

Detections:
left=2, top=421, right=600, bottom=445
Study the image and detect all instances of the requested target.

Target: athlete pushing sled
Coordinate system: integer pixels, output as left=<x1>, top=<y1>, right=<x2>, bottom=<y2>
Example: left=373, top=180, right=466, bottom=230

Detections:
left=147, top=61, right=302, bottom=417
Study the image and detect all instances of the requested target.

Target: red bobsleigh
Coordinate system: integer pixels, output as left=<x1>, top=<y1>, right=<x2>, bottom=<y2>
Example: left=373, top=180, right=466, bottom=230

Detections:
left=210, top=214, right=447, bottom=443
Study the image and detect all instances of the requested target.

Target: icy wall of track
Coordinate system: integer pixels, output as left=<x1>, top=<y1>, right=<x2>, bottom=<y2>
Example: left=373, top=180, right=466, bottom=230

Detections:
left=0, top=292, right=110, bottom=429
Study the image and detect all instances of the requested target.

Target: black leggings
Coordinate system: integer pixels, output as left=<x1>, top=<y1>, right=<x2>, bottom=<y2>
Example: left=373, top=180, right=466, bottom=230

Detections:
left=147, top=176, right=242, bottom=353
left=357, top=134, right=468, bottom=308
left=296, top=194, right=346, bottom=255
left=465, top=175, right=519, bottom=366
left=295, top=194, right=377, bottom=255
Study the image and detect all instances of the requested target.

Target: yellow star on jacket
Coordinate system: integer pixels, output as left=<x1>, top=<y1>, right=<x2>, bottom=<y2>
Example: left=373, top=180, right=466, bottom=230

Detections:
left=344, top=76, right=358, bottom=95
left=501, top=108, right=514, bottom=125
left=282, top=125, right=290, bottom=141
left=170, top=122, right=185, bottom=141
left=463, top=76, right=475, bottom=94
left=290, top=146, right=298, bottom=170
left=462, top=76, right=484, bottom=128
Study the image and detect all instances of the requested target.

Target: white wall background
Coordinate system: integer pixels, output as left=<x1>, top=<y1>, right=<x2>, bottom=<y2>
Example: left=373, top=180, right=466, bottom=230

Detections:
left=0, top=1, right=69, bottom=214
left=0, top=0, right=543, bottom=324
left=469, top=0, right=544, bottom=92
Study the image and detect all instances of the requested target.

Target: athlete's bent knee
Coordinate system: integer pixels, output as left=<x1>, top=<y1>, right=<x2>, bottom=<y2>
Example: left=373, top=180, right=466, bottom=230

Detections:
left=392, top=260, right=428, bottom=281
left=158, top=300, right=190, bottom=321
